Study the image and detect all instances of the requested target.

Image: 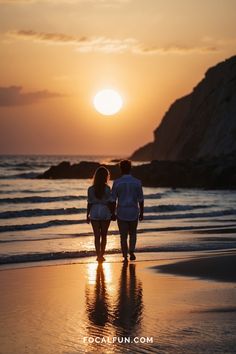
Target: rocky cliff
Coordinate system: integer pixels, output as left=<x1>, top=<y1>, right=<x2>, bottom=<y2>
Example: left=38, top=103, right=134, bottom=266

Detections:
left=130, top=56, right=236, bottom=161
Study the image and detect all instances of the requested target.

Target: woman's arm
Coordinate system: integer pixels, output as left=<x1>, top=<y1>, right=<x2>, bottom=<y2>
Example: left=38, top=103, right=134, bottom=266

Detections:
left=86, top=202, right=92, bottom=224
left=87, top=187, right=93, bottom=224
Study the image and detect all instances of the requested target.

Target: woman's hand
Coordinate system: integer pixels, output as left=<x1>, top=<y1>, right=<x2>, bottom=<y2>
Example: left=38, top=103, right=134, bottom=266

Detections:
left=86, top=215, right=91, bottom=224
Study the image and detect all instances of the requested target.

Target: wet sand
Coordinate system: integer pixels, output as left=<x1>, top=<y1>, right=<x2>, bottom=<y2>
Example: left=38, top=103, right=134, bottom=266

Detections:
left=154, top=250, right=236, bottom=283
left=0, top=252, right=236, bottom=354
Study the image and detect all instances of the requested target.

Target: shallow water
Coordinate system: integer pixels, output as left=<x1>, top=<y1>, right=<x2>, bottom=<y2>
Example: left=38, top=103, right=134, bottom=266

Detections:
left=0, top=155, right=236, bottom=266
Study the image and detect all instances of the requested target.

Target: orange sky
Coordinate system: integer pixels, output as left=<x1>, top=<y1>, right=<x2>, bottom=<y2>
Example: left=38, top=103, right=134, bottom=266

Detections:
left=0, top=0, right=236, bottom=156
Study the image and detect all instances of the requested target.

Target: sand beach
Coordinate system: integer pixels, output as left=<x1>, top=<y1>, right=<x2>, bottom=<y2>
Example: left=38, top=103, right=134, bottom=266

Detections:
left=1, top=251, right=236, bottom=354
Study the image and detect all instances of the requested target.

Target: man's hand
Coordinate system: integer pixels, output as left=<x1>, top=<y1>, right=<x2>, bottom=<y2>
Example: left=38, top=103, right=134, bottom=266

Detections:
left=86, top=215, right=91, bottom=224
left=139, top=213, right=144, bottom=221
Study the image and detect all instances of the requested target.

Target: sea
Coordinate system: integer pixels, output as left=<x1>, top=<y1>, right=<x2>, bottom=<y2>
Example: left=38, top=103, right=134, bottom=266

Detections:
left=0, top=155, right=236, bottom=268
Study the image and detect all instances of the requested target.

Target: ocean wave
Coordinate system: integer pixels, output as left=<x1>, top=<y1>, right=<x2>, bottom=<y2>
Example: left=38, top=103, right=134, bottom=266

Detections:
left=0, top=207, right=86, bottom=219
left=144, top=193, right=163, bottom=199
left=0, top=189, right=51, bottom=195
left=0, top=233, right=94, bottom=243
left=145, top=204, right=210, bottom=213
left=1, top=243, right=236, bottom=265
left=0, top=193, right=163, bottom=205
left=0, top=250, right=97, bottom=265
left=1, top=212, right=235, bottom=233
left=0, top=204, right=210, bottom=220
left=145, top=209, right=236, bottom=220
left=0, top=172, right=39, bottom=179
left=0, top=161, right=49, bottom=169
left=0, top=219, right=85, bottom=233
left=0, top=195, right=86, bottom=204
left=1, top=224, right=236, bottom=244
left=0, top=210, right=235, bottom=233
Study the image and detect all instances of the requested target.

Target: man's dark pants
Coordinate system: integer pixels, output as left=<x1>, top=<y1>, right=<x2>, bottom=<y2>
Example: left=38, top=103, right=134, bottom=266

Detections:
left=117, top=219, right=138, bottom=257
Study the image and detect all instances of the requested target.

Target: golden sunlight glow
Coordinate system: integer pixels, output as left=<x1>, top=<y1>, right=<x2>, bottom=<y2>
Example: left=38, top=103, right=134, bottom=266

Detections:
left=93, top=89, right=123, bottom=116
left=87, top=262, right=112, bottom=285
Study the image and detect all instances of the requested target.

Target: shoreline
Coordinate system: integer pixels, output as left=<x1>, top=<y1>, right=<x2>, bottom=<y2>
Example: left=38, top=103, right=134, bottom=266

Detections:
left=1, top=248, right=236, bottom=274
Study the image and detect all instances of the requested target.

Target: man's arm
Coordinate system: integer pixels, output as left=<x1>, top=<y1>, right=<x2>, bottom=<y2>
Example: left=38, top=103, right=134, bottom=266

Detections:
left=138, top=182, right=144, bottom=221
left=139, top=201, right=144, bottom=221
left=110, top=181, right=117, bottom=220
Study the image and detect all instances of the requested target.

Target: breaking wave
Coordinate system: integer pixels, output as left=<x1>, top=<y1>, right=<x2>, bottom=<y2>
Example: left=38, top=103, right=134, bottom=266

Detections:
left=0, top=195, right=86, bottom=204
left=1, top=242, right=236, bottom=265
left=0, top=204, right=211, bottom=219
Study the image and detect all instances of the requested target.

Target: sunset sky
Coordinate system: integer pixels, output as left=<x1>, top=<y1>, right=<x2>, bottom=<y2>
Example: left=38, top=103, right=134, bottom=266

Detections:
left=0, top=0, right=236, bottom=156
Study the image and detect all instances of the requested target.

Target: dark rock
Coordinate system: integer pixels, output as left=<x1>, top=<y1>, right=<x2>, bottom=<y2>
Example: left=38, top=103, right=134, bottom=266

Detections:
left=37, top=156, right=236, bottom=189
left=38, top=161, right=121, bottom=180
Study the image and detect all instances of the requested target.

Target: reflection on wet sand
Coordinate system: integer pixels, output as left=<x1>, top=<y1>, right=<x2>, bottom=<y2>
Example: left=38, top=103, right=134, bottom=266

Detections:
left=85, top=263, right=110, bottom=327
left=113, top=263, right=143, bottom=335
left=85, top=262, right=143, bottom=337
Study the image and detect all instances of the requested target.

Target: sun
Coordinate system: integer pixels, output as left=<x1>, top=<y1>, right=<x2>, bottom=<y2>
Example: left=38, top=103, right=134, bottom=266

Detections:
left=93, top=89, right=123, bottom=116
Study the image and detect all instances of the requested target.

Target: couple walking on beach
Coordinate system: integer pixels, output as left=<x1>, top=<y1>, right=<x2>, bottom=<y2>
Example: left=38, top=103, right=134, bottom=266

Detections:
left=87, top=160, right=144, bottom=262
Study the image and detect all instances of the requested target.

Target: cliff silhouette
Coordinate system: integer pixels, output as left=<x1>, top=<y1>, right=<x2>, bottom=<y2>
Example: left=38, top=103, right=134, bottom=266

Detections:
left=130, top=56, right=236, bottom=161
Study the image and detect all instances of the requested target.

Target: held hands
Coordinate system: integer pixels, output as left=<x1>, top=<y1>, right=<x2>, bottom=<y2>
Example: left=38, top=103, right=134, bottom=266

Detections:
left=111, top=213, right=117, bottom=221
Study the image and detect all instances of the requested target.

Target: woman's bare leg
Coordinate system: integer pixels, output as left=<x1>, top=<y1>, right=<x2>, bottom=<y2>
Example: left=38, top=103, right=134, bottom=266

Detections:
left=91, top=220, right=101, bottom=258
left=100, top=220, right=110, bottom=257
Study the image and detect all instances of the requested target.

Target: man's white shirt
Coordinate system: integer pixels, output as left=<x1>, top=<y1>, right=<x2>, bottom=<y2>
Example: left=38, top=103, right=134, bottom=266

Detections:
left=111, top=174, right=144, bottom=221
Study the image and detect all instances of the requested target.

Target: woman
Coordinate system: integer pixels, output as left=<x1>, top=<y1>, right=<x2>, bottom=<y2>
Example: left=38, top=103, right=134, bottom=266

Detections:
left=87, top=166, right=112, bottom=262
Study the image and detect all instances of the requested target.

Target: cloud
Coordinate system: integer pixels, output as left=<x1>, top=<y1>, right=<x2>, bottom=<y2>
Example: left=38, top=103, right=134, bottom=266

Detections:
left=0, top=0, right=130, bottom=4
left=0, top=86, right=62, bottom=106
left=8, top=30, right=219, bottom=55
left=136, top=44, right=219, bottom=55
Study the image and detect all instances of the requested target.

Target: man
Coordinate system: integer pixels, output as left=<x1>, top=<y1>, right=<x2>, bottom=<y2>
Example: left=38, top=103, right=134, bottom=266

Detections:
left=111, top=160, right=144, bottom=262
